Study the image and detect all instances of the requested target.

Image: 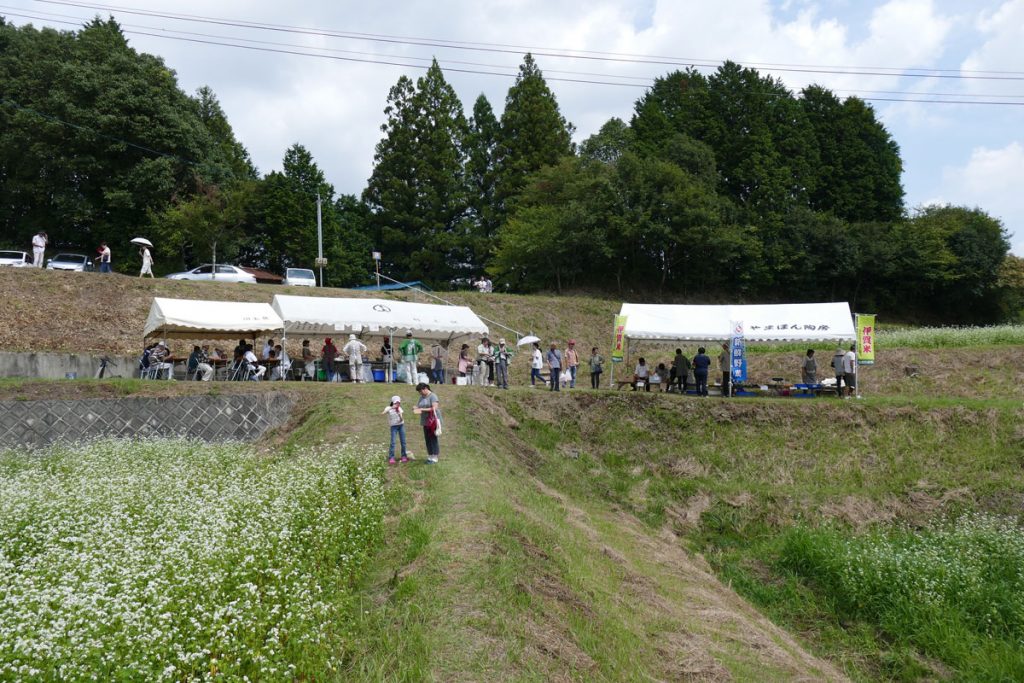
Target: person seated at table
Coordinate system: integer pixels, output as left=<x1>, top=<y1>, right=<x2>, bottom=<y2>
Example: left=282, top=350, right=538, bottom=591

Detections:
left=653, top=362, right=669, bottom=391
left=151, top=341, right=174, bottom=379
left=300, top=339, right=315, bottom=380
left=233, top=338, right=247, bottom=360
left=187, top=344, right=213, bottom=381
left=801, top=349, right=817, bottom=385
left=261, top=338, right=276, bottom=360
left=243, top=344, right=266, bottom=380
left=633, top=357, right=650, bottom=392
left=270, top=344, right=291, bottom=381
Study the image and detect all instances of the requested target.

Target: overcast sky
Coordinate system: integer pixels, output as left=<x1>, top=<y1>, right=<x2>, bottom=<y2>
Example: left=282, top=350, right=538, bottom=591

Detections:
left=6, top=0, right=1024, bottom=255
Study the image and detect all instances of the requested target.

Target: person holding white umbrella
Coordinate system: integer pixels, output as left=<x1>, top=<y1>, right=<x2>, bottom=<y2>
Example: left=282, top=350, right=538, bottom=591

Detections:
left=132, top=237, right=154, bottom=278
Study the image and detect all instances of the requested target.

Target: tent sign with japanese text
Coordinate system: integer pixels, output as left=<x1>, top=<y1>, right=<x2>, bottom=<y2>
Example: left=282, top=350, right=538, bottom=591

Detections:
left=611, top=315, right=627, bottom=362
left=856, top=313, right=876, bottom=366
left=729, top=320, right=747, bottom=382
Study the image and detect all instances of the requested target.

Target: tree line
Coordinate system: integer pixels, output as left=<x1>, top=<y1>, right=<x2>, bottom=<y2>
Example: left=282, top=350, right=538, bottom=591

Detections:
left=1, top=17, right=1019, bottom=322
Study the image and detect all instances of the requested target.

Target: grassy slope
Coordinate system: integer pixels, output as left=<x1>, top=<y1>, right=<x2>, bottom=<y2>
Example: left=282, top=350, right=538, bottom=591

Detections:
left=2, top=268, right=1022, bottom=401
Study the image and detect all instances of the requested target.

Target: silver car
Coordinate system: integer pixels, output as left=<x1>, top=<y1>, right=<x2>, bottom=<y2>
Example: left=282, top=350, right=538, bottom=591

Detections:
left=165, top=264, right=257, bottom=283
left=0, top=250, right=32, bottom=267
left=46, top=253, right=94, bottom=272
left=284, top=268, right=317, bottom=287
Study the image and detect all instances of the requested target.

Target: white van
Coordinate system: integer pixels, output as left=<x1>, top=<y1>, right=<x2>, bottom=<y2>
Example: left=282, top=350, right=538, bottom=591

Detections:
left=284, top=268, right=317, bottom=287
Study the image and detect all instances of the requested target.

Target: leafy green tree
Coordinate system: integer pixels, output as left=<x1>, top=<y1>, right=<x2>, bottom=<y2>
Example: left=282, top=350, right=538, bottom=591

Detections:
left=494, top=54, right=574, bottom=218
left=800, top=86, right=904, bottom=222
left=364, top=61, right=469, bottom=284
left=580, top=117, right=634, bottom=164
left=465, top=94, right=501, bottom=272
left=192, top=86, right=258, bottom=183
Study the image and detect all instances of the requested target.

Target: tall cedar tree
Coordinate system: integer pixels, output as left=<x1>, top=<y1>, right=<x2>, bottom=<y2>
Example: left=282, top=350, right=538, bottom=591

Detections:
left=800, top=86, right=904, bottom=222
left=494, top=54, right=574, bottom=220
left=364, top=61, right=469, bottom=284
left=465, top=94, right=501, bottom=272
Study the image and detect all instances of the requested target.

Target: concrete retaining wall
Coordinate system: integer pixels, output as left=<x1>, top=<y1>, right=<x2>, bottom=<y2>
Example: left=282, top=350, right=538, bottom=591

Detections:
left=0, top=392, right=294, bottom=448
left=0, top=351, right=138, bottom=379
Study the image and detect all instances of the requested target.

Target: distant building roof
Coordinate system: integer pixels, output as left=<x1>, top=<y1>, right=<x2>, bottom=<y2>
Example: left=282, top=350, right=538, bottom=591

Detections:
left=351, top=280, right=433, bottom=292
left=239, top=267, right=283, bottom=284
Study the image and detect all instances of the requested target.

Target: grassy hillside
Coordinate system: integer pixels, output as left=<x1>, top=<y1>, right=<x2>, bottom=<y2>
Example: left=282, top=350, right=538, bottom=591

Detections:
left=2, top=268, right=1023, bottom=401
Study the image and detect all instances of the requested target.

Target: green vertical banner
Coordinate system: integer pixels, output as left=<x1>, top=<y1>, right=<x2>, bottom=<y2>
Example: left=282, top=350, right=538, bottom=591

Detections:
left=611, top=315, right=627, bottom=363
left=856, top=313, right=876, bottom=366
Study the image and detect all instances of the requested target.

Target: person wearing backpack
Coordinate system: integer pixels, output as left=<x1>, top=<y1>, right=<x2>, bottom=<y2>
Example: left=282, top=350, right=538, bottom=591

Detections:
left=413, top=382, right=442, bottom=464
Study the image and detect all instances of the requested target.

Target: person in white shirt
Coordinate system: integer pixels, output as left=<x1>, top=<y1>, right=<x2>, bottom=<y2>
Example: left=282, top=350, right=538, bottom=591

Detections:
left=530, top=342, right=543, bottom=387
left=476, top=337, right=495, bottom=387
left=95, top=242, right=112, bottom=273
left=243, top=345, right=266, bottom=380
left=151, top=341, right=174, bottom=379
left=270, top=344, right=290, bottom=381
left=261, top=338, right=275, bottom=360
left=343, top=334, right=368, bottom=383
left=139, top=247, right=154, bottom=277
left=842, top=345, right=858, bottom=398
left=31, top=231, right=47, bottom=268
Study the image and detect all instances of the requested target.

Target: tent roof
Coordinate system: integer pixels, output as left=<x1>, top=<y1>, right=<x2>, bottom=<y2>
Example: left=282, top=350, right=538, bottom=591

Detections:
left=144, top=298, right=284, bottom=340
left=271, top=295, right=489, bottom=341
left=619, top=302, right=856, bottom=342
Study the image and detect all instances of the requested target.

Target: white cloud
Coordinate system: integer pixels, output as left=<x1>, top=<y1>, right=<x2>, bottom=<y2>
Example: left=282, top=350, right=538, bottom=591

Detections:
left=938, top=142, right=1024, bottom=254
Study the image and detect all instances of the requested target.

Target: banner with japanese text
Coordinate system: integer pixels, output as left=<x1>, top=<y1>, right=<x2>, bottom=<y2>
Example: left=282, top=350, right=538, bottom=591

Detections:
left=856, top=313, right=876, bottom=366
left=729, top=320, right=747, bottom=382
left=611, top=315, right=627, bottom=363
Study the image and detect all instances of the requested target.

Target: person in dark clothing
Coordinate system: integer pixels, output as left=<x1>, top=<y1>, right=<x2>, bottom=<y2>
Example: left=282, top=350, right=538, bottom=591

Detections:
left=672, top=348, right=690, bottom=393
left=692, top=347, right=711, bottom=397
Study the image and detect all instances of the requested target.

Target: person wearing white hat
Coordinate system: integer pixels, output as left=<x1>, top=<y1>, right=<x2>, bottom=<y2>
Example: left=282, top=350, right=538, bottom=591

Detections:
left=495, top=338, right=514, bottom=389
left=343, top=333, right=368, bottom=383
left=152, top=341, right=174, bottom=379
left=381, top=395, right=410, bottom=464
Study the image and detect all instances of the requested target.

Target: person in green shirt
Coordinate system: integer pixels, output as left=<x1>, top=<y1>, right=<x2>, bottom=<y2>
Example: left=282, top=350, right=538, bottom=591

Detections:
left=399, top=331, right=424, bottom=385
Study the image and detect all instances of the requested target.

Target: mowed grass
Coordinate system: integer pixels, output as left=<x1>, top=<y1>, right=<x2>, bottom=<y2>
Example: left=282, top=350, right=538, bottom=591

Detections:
left=0, top=438, right=386, bottom=681
left=492, top=389, right=1024, bottom=680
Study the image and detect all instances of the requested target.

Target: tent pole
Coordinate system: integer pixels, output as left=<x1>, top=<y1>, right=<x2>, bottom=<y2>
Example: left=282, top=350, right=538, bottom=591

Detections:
left=388, top=330, right=394, bottom=384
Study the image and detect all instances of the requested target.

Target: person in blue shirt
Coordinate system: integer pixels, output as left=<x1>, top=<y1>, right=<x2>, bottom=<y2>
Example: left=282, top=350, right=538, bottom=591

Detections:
left=692, top=346, right=712, bottom=397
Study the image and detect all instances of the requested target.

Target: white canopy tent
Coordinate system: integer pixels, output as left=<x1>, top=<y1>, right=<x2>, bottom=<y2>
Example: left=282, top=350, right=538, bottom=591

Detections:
left=271, top=295, right=489, bottom=342
left=618, top=302, right=856, bottom=343
left=143, top=298, right=285, bottom=340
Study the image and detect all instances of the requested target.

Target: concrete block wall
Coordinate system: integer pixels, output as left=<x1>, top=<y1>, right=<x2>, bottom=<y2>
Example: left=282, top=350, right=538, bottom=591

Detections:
left=0, top=392, right=294, bottom=448
left=0, top=351, right=139, bottom=379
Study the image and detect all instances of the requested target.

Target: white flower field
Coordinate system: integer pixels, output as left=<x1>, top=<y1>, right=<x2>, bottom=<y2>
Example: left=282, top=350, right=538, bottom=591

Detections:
left=0, top=439, right=386, bottom=680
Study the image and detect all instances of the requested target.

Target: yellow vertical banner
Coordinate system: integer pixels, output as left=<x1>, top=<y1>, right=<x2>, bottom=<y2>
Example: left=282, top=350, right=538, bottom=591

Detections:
left=856, top=313, right=876, bottom=366
left=611, top=315, right=627, bottom=362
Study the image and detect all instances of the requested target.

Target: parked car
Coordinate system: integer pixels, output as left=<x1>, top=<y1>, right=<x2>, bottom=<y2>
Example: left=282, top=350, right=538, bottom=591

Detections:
left=0, top=250, right=32, bottom=267
left=46, top=253, right=94, bottom=272
left=165, top=264, right=257, bottom=283
left=284, top=267, right=317, bottom=287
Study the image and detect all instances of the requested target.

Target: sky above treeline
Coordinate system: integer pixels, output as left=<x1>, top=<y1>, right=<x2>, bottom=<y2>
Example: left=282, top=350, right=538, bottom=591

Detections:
left=6, top=0, right=1024, bottom=255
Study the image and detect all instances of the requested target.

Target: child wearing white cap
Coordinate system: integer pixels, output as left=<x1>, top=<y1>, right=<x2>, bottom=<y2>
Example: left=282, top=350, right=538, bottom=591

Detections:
left=382, top=395, right=411, bottom=464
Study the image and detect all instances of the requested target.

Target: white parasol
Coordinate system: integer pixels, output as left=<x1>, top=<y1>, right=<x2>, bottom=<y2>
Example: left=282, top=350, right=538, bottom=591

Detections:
left=517, top=335, right=540, bottom=346
left=130, top=237, right=154, bottom=248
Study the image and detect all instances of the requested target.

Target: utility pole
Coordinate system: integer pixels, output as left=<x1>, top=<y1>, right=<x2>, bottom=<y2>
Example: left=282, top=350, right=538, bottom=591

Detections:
left=315, top=193, right=324, bottom=287
left=373, top=251, right=381, bottom=288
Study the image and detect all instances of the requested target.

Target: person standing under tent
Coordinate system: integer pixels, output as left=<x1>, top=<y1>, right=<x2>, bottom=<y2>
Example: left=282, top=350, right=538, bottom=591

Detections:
left=692, top=347, right=711, bottom=397
left=546, top=342, right=562, bottom=392
left=530, top=342, right=544, bottom=387
left=95, top=242, right=112, bottom=273
left=139, top=246, right=154, bottom=277
left=718, top=343, right=731, bottom=397
left=31, top=231, right=47, bottom=268
left=321, top=337, right=339, bottom=382
left=842, top=344, right=858, bottom=399
left=801, top=349, right=817, bottom=385
left=589, top=346, right=604, bottom=389
left=672, top=348, right=690, bottom=393
left=400, top=331, right=423, bottom=385
left=343, top=334, right=368, bottom=383
left=430, top=341, right=446, bottom=384
left=495, top=339, right=513, bottom=389
left=564, top=340, right=580, bottom=388
left=457, top=343, right=472, bottom=382
left=301, top=340, right=315, bottom=380
left=831, top=346, right=846, bottom=398
left=413, top=382, right=441, bottom=464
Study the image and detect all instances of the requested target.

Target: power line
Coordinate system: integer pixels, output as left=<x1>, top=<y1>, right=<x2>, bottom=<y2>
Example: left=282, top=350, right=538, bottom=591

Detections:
left=6, top=9, right=1024, bottom=106
left=32, top=0, right=1024, bottom=82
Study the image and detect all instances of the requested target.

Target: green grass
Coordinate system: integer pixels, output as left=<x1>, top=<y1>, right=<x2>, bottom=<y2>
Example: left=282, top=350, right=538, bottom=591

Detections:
left=744, top=323, right=1024, bottom=354
left=493, top=390, right=1024, bottom=680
